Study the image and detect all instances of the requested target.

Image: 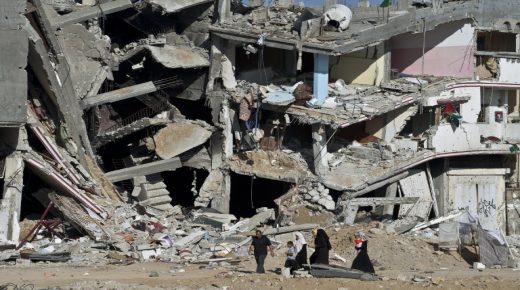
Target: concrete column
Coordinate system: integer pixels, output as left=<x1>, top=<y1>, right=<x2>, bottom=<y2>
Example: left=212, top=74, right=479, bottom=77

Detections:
left=383, top=41, right=392, bottom=82
left=312, top=123, right=328, bottom=173
left=313, top=53, right=329, bottom=104
left=383, top=183, right=398, bottom=216
left=221, top=40, right=237, bottom=89
left=0, top=126, right=25, bottom=245
left=0, top=155, right=24, bottom=244
left=210, top=171, right=231, bottom=213
left=207, top=38, right=223, bottom=92
left=218, top=0, right=231, bottom=23
left=440, top=158, right=450, bottom=216
left=220, top=99, right=234, bottom=159
left=210, top=132, right=223, bottom=170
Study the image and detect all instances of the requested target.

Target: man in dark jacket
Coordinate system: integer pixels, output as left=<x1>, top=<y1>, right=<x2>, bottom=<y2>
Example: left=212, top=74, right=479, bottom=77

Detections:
left=249, top=229, right=274, bottom=273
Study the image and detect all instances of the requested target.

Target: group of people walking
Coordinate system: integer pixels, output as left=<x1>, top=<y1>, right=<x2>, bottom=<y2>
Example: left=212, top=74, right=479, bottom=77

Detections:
left=249, top=229, right=375, bottom=274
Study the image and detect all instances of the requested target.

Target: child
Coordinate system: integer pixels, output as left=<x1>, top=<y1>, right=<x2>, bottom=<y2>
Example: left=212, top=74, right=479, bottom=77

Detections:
left=284, top=241, right=300, bottom=273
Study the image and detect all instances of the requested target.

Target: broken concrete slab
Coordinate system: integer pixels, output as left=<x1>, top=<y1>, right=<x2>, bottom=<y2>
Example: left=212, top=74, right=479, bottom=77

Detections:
left=243, top=223, right=318, bottom=236
left=228, top=150, right=314, bottom=183
left=52, top=0, right=134, bottom=28
left=0, top=0, right=27, bottom=126
left=237, top=209, right=275, bottom=232
left=148, top=0, right=214, bottom=14
left=96, top=117, right=171, bottom=146
left=174, top=230, right=206, bottom=247
left=82, top=81, right=158, bottom=109
left=179, top=146, right=212, bottom=170
left=56, top=24, right=112, bottom=101
left=105, top=157, right=182, bottom=182
left=146, top=45, right=210, bottom=69
left=153, top=123, right=213, bottom=160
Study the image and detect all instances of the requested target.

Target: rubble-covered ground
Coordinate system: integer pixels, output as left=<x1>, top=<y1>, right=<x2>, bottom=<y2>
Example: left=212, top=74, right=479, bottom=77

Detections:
left=1, top=224, right=520, bottom=290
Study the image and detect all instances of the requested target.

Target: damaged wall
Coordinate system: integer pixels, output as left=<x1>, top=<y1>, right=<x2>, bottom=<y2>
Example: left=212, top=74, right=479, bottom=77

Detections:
left=430, top=123, right=482, bottom=152
left=499, top=58, right=520, bottom=83
left=0, top=0, right=27, bottom=126
left=330, top=43, right=386, bottom=86
left=391, top=20, right=474, bottom=77
left=448, top=168, right=508, bottom=233
left=364, top=105, right=417, bottom=142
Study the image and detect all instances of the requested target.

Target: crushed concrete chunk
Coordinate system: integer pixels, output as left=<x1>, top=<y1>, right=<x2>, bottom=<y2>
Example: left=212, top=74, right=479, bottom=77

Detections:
left=153, top=122, right=213, bottom=160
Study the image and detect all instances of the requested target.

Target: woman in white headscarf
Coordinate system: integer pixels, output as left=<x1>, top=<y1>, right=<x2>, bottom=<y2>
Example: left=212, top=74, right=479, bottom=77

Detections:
left=294, top=232, right=308, bottom=267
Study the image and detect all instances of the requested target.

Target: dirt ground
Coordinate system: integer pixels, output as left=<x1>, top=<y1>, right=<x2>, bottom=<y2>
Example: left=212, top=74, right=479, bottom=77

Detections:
left=2, top=226, right=520, bottom=290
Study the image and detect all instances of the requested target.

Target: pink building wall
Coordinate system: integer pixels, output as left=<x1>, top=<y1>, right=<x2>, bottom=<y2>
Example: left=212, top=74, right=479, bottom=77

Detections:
left=391, top=20, right=474, bottom=78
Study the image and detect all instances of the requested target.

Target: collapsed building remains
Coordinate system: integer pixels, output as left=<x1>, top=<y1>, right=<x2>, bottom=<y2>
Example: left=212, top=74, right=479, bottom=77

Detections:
left=2, top=0, right=520, bottom=273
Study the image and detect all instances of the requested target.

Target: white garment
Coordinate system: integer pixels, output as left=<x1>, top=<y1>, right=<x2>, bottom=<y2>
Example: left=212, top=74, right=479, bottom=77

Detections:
left=294, top=232, right=307, bottom=253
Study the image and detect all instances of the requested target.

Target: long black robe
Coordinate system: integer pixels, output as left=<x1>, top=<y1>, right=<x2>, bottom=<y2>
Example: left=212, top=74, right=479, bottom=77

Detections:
left=310, top=229, right=331, bottom=265
left=295, top=244, right=307, bottom=267
left=351, top=240, right=375, bottom=273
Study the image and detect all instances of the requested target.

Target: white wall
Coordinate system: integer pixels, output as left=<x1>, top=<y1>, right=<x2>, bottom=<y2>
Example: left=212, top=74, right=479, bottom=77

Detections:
left=431, top=123, right=482, bottom=152
left=499, top=58, right=520, bottom=84
left=506, top=123, right=520, bottom=142
left=459, top=87, right=482, bottom=124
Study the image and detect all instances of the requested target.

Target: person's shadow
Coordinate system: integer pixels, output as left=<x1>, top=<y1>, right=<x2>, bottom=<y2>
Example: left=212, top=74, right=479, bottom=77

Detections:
left=236, top=269, right=255, bottom=274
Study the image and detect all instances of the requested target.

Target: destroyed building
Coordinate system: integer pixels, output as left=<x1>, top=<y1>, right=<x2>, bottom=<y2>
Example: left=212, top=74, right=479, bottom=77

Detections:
left=1, top=0, right=520, bottom=273
left=206, top=0, right=520, bottom=235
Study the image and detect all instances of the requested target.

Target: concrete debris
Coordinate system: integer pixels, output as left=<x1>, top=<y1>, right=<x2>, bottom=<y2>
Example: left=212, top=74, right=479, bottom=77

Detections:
left=57, top=24, right=113, bottom=101
left=473, top=262, right=486, bottom=270
left=146, top=45, right=210, bottom=69
left=153, top=122, right=213, bottom=160
left=299, top=182, right=335, bottom=211
left=148, top=0, right=214, bottom=14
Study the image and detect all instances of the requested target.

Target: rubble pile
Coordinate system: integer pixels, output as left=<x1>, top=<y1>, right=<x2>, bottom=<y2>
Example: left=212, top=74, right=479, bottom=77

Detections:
left=298, top=182, right=335, bottom=211
left=3, top=198, right=284, bottom=266
left=224, top=5, right=312, bottom=39
left=327, top=140, right=417, bottom=169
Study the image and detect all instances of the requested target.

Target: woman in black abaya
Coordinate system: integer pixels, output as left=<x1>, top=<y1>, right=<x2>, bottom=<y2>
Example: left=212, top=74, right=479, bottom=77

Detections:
left=309, top=229, right=332, bottom=265
left=351, top=231, right=375, bottom=273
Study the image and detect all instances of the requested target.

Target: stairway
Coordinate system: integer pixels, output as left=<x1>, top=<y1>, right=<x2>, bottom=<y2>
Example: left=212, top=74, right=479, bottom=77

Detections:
left=132, top=174, right=174, bottom=211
